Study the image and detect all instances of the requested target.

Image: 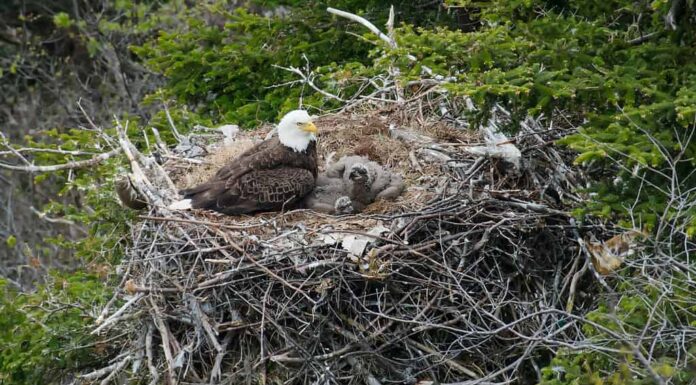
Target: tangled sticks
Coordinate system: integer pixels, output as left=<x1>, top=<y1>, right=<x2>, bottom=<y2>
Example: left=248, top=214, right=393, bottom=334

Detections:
left=89, top=111, right=600, bottom=385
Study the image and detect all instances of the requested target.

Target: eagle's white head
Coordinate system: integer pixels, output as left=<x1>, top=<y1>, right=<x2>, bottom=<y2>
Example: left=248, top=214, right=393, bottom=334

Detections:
left=277, top=110, right=317, bottom=152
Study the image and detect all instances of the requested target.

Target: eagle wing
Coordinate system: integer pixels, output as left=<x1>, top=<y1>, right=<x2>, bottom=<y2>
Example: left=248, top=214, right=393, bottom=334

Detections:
left=180, top=136, right=317, bottom=215
left=213, top=137, right=286, bottom=182
left=215, top=168, right=315, bottom=215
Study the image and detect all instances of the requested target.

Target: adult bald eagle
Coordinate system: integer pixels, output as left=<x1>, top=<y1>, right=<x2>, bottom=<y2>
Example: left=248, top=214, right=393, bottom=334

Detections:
left=170, top=110, right=318, bottom=215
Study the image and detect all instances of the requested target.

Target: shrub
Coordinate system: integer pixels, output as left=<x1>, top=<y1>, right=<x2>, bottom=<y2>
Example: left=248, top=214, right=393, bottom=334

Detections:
left=0, top=274, right=111, bottom=384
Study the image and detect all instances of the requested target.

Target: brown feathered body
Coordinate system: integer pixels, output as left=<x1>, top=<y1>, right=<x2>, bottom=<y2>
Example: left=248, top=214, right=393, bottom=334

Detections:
left=180, top=136, right=317, bottom=215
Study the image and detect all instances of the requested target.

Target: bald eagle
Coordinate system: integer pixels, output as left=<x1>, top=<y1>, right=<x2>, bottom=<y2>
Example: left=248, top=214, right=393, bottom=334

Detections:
left=170, top=110, right=318, bottom=215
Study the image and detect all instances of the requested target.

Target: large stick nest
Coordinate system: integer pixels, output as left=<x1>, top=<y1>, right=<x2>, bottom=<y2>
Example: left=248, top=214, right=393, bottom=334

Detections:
left=88, top=106, right=601, bottom=385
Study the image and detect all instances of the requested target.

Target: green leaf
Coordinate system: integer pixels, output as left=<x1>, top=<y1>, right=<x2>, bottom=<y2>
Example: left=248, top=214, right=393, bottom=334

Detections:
left=53, top=12, right=73, bottom=28
left=5, top=235, right=16, bottom=248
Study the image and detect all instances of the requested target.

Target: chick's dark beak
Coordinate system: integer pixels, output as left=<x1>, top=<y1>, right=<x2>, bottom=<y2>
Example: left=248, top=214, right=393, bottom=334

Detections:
left=349, top=167, right=367, bottom=179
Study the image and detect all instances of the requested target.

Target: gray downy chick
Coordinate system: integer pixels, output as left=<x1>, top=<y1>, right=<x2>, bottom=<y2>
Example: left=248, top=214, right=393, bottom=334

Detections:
left=302, top=174, right=354, bottom=214
left=327, top=155, right=405, bottom=205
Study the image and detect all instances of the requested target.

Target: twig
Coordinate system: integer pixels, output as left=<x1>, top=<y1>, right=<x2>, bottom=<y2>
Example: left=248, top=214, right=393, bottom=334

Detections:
left=327, top=7, right=396, bottom=48
left=0, top=149, right=122, bottom=172
left=273, top=64, right=345, bottom=102
left=92, top=293, right=144, bottom=335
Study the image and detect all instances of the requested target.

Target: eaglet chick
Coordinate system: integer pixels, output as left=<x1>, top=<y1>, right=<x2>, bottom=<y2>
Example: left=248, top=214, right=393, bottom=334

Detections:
left=303, top=155, right=404, bottom=214
left=301, top=174, right=355, bottom=214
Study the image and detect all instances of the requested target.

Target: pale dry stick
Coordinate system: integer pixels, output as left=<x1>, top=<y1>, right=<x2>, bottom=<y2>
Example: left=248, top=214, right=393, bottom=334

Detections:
left=92, top=294, right=145, bottom=335
left=77, top=101, right=121, bottom=150
left=269, top=343, right=355, bottom=363
left=188, top=294, right=223, bottom=353
left=163, top=103, right=183, bottom=142
left=565, top=252, right=589, bottom=313
left=78, top=354, right=131, bottom=381
left=294, top=258, right=341, bottom=274
left=327, top=6, right=444, bottom=79
left=327, top=7, right=396, bottom=48
left=99, top=355, right=132, bottom=385
left=145, top=322, right=161, bottom=385
left=30, top=206, right=79, bottom=226
left=115, top=119, right=175, bottom=207
left=0, top=147, right=98, bottom=156
left=115, top=122, right=157, bottom=189
left=259, top=282, right=271, bottom=374
left=95, top=260, right=134, bottom=325
left=151, top=127, right=171, bottom=155
left=210, top=333, right=233, bottom=384
left=206, top=230, right=241, bottom=260
left=149, top=298, right=177, bottom=385
left=139, top=215, right=258, bottom=232
left=77, top=99, right=103, bottom=132
left=0, top=148, right=122, bottom=172
left=117, top=121, right=178, bottom=194
left=386, top=5, right=395, bottom=39
left=273, top=64, right=345, bottom=102
left=162, top=154, right=205, bottom=164
left=131, top=327, right=147, bottom=377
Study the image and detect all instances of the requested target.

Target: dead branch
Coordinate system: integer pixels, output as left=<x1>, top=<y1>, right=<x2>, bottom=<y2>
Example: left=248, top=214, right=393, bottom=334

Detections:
left=0, top=148, right=122, bottom=173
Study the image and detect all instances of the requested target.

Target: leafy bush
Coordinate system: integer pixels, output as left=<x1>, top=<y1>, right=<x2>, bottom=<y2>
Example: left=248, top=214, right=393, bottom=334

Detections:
left=132, top=0, right=460, bottom=126
left=0, top=274, right=111, bottom=384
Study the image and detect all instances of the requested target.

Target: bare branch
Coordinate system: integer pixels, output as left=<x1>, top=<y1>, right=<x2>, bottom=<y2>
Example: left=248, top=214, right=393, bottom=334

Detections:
left=0, top=148, right=122, bottom=172
left=327, top=7, right=397, bottom=48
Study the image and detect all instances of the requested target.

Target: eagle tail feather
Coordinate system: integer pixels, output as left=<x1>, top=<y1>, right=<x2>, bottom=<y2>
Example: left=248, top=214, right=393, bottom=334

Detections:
left=168, top=199, right=193, bottom=210
left=180, top=184, right=212, bottom=197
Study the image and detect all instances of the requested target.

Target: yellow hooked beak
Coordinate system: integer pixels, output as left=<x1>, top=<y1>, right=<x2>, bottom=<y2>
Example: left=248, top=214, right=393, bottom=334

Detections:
left=300, top=122, right=318, bottom=134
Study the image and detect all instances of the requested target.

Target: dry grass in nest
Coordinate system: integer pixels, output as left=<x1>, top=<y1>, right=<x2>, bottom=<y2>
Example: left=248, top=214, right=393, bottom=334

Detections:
left=424, top=121, right=474, bottom=143
left=175, top=139, right=256, bottom=189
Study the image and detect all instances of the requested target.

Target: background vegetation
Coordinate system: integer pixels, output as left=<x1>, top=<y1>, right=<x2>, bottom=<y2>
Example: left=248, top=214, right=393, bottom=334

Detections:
left=1, top=0, right=695, bottom=383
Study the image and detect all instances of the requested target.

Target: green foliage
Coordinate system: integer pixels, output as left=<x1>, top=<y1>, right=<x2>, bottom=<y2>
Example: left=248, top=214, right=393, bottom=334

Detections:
left=356, top=1, right=696, bottom=382
left=134, top=3, right=365, bottom=125
left=52, top=12, right=73, bottom=28
left=132, top=0, right=458, bottom=127
left=0, top=122, right=147, bottom=382
left=5, top=235, right=16, bottom=248
left=0, top=274, right=111, bottom=384
left=540, top=349, right=695, bottom=385
left=1, top=121, right=149, bottom=383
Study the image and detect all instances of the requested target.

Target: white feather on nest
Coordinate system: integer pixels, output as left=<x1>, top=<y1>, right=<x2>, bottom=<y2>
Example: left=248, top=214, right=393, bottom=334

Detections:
left=464, top=123, right=522, bottom=170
